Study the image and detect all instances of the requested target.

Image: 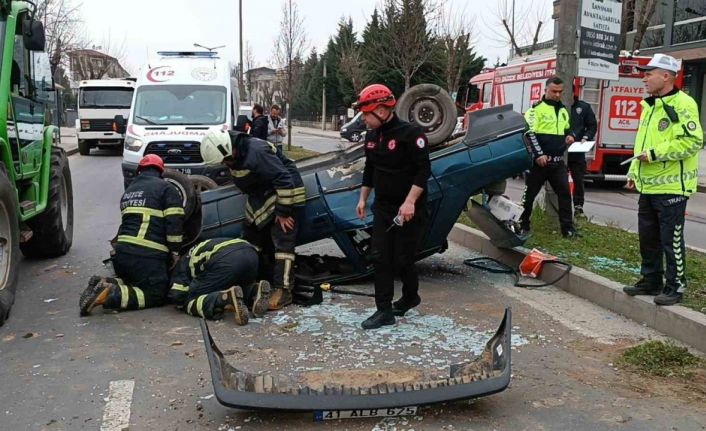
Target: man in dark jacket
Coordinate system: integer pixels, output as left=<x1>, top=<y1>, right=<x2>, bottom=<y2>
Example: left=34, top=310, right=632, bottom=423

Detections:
left=80, top=155, right=184, bottom=315
left=201, top=130, right=305, bottom=310
left=354, top=83, right=431, bottom=330
left=250, top=104, right=269, bottom=140
left=167, top=238, right=271, bottom=325
left=520, top=76, right=577, bottom=238
left=568, top=95, right=597, bottom=217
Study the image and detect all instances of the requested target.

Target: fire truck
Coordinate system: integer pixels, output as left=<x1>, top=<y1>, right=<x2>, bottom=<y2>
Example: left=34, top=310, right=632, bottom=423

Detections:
left=464, top=53, right=684, bottom=184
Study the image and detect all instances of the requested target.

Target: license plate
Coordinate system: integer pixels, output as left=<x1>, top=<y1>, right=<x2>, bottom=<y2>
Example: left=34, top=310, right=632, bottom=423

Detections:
left=175, top=168, right=192, bottom=175
left=314, top=406, right=418, bottom=421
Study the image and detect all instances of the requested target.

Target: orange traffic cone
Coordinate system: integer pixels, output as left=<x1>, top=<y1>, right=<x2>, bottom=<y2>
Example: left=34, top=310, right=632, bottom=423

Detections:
left=568, top=171, right=575, bottom=197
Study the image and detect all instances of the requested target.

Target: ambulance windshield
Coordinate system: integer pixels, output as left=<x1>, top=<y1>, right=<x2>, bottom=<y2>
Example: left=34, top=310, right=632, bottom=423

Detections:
left=133, top=85, right=227, bottom=125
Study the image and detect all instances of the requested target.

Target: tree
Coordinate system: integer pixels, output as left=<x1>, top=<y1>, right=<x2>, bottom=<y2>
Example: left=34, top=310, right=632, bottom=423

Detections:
left=36, top=0, right=83, bottom=76
left=436, top=6, right=479, bottom=95
left=630, top=0, right=660, bottom=51
left=273, top=0, right=308, bottom=149
left=334, top=18, right=367, bottom=103
left=488, top=0, right=549, bottom=57
left=244, top=42, right=256, bottom=101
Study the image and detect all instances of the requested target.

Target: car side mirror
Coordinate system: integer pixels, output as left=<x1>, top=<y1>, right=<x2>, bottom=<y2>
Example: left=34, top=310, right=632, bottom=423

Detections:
left=23, top=18, right=46, bottom=51
left=113, top=115, right=127, bottom=134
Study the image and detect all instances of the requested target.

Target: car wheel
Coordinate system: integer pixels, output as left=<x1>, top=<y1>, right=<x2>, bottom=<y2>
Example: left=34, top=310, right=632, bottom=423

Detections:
left=350, top=132, right=361, bottom=142
left=396, top=84, right=457, bottom=147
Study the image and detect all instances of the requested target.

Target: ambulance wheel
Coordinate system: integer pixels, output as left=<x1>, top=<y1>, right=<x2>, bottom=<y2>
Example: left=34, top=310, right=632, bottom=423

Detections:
left=0, top=165, right=20, bottom=326
left=20, top=147, right=74, bottom=258
left=163, top=169, right=197, bottom=219
left=397, top=84, right=457, bottom=146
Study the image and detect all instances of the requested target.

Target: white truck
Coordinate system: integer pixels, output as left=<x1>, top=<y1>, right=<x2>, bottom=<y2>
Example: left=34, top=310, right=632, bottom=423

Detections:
left=76, top=79, right=135, bottom=155
left=116, top=51, right=239, bottom=188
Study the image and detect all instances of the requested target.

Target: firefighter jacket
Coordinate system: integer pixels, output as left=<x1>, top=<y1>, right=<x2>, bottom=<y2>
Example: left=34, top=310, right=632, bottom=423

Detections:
left=170, top=238, right=254, bottom=293
left=570, top=99, right=598, bottom=141
left=628, top=88, right=703, bottom=196
left=362, top=114, right=431, bottom=206
left=524, top=97, right=573, bottom=159
left=116, top=170, right=184, bottom=255
left=230, top=133, right=305, bottom=228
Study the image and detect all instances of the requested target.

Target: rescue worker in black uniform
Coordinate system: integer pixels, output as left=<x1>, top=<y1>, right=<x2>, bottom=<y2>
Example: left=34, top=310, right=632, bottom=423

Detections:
left=568, top=90, right=597, bottom=217
left=80, top=155, right=184, bottom=315
left=167, top=238, right=272, bottom=325
left=201, top=130, right=305, bottom=310
left=354, top=84, right=431, bottom=330
left=520, top=76, right=578, bottom=238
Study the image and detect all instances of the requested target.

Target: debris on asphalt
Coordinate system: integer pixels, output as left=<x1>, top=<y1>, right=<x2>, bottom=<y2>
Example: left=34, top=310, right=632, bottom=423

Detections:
left=42, top=264, right=58, bottom=272
left=170, top=341, right=184, bottom=346
left=2, top=334, right=15, bottom=342
left=43, top=298, right=59, bottom=303
left=22, top=332, right=38, bottom=339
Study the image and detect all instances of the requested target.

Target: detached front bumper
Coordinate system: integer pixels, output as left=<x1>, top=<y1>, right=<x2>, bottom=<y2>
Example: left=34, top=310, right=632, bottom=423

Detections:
left=122, top=161, right=232, bottom=186
left=200, top=308, right=513, bottom=411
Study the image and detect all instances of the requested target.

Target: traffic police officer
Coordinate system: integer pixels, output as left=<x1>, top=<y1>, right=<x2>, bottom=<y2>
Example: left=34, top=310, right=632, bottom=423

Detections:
left=80, top=155, right=184, bottom=315
left=520, top=76, right=578, bottom=238
left=167, top=238, right=272, bottom=325
left=354, top=84, right=431, bottom=330
left=624, top=54, right=702, bottom=306
left=200, top=130, right=305, bottom=310
left=568, top=89, right=598, bottom=217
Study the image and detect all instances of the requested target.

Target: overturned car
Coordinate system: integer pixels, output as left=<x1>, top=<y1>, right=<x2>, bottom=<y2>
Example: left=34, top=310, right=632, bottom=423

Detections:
left=175, top=85, right=533, bottom=412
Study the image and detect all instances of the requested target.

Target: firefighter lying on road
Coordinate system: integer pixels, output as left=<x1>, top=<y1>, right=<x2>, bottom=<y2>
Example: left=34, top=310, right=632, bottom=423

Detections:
left=167, top=238, right=272, bottom=325
left=200, top=130, right=306, bottom=311
left=80, top=155, right=184, bottom=316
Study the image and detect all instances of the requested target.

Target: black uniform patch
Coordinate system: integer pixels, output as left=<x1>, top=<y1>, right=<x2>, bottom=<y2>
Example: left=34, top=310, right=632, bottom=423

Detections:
left=687, top=121, right=698, bottom=131
left=658, top=118, right=670, bottom=132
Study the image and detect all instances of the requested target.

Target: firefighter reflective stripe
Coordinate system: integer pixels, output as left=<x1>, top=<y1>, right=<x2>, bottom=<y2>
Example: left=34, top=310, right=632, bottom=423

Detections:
left=276, top=187, right=306, bottom=205
left=674, top=224, right=686, bottom=293
left=188, top=240, right=212, bottom=278
left=171, top=283, right=188, bottom=292
left=186, top=298, right=204, bottom=317
left=246, top=195, right=277, bottom=225
left=117, top=235, right=169, bottom=252
left=117, top=279, right=130, bottom=309
left=293, top=186, right=306, bottom=204
left=189, top=239, right=247, bottom=278
left=138, top=214, right=151, bottom=238
left=133, top=287, right=146, bottom=309
left=196, top=295, right=206, bottom=316
left=167, top=235, right=183, bottom=243
left=275, top=252, right=295, bottom=289
left=232, top=169, right=250, bottom=178
left=163, top=207, right=185, bottom=217
left=121, top=207, right=165, bottom=217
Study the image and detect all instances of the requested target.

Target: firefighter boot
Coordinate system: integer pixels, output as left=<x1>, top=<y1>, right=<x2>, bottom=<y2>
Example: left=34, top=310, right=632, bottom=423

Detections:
left=623, top=277, right=663, bottom=296
left=218, top=286, right=249, bottom=326
left=268, top=288, right=293, bottom=311
left=251, top=280, right=272, bottom=318
left=392, top=296, right=422, bottom=317
left=361, top=309, right=396, bottom=330
left=79, top=277, right=113, bottom=316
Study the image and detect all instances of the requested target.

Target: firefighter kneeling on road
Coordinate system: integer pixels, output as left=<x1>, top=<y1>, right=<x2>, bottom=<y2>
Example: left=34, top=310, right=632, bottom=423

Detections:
left=520, top=76, right=578, bottom=239
left=167, top=238, right=271, bottom=325
left=200, top=130, right=305, bottom=310
left=354, top=84, right=431, bottom=330
left=623, top=54, right=703, bottom=306
left=80, top=155, right=184, bottom=316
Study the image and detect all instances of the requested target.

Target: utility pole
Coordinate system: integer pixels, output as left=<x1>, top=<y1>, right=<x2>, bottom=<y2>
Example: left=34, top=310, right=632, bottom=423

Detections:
left=545, top=0, right=579, bottom=219
left=286, top=0, right=293, bottom=150
left=321, top=62, right=327, bottom=131
left=239, top=0, right=244, bottom=101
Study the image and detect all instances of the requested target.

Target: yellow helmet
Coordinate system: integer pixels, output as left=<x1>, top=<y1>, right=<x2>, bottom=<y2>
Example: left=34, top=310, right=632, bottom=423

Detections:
left=200, top=130, right=232, bottom=166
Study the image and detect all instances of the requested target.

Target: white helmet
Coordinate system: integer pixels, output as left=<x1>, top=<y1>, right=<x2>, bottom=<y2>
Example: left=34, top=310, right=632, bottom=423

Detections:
left=201, top=130, right=232, bottom=166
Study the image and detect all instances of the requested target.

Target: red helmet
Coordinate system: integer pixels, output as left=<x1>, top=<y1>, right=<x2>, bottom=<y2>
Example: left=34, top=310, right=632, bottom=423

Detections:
left=353, top=84, right=396, bottom=112
left=137, top=154, right=165, bottom=173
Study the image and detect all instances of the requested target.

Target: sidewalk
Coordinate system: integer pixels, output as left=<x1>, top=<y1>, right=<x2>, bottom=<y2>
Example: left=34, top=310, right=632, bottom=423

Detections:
left=59, top=127, right=78, bottom=156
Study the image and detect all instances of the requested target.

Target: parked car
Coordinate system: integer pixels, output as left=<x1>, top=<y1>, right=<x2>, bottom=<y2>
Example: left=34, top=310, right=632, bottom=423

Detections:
left=339, top=112, right=367, bottom=142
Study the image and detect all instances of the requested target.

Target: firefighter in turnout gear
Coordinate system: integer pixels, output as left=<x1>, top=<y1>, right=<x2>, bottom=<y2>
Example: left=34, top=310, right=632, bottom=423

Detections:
left=80, top=155, right=185, bottom=316
left=201, top=130, right=305, bottom=310
left=167, top=238, right=272, bottom=325
left=624, top=54, right=703, bottom=306
left=354, top=84, right=431, bottom=330
left=520, top=76, right=577, bottom=238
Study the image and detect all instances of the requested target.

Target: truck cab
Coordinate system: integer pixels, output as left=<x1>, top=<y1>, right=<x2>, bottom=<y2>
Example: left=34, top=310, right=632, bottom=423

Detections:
left=76, top=79, right=134, bottom=155
left=120, top=51, right=239, bottom=188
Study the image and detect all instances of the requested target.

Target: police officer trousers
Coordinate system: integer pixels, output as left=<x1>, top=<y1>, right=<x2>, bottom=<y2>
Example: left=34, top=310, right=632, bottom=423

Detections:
left=567, top=153, right=586, bottom=207
left=520, top=161, right=574, bottom=235
left=104, top=249, right=171, bottom=311
left=371, top=201, right=427, bottom=311
left=168, top=247, right=259, bottom=320
left=638, top=194, right=688, bottom=294
left=242, top=215, right=298, bottom=291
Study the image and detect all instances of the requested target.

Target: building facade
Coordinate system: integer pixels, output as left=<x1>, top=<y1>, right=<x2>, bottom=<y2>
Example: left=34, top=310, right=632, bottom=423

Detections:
left=68, top=49, right=130, bottom=89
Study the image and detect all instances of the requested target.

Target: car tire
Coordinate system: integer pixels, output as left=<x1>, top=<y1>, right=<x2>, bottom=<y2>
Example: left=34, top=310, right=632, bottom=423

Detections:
left=188, top=175, right=219, bottom=194
left=20, top=148, right=74, bottom=258
left=0, top=165, right=20, bottom=326
left=78, top=140, right=90, bottom=156
left=350, top=132, right=361, bottom=142
left=396, top=84, right=457, bottom=147
left=163, top=169, right=197, bottom=220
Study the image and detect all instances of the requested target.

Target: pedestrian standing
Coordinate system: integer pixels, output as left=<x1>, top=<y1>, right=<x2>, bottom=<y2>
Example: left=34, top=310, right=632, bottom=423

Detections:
left=267, top=104, right=287, bottom=154
left=250, top=104, right=269, bottom=140
left=623, top=54, right=703, bottom=306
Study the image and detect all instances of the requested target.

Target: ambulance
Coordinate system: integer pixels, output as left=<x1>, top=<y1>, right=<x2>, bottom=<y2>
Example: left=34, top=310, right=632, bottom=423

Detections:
left=464, top=53, right=684, bottom=184
left=119, top=51, right=240, bottom=187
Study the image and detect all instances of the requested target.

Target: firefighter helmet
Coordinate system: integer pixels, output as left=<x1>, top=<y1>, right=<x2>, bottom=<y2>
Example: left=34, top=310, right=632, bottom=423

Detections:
left=353, top=84, right=396, bottom=112
left=137, top=154, right=165, bottom=173
left=201, top=130, right=233, bottom=166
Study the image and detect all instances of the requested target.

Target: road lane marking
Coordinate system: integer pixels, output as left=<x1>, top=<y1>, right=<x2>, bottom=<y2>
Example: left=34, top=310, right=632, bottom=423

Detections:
left=101, top=380, right=135, bottom=431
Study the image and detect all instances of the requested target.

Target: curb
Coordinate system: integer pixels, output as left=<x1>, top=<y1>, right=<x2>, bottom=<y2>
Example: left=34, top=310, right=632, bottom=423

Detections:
left=449, top=223, right=706, bottom=353
left=699, top=184, right=706, bottom=194
left=294, top=129, right=342, bottom=140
